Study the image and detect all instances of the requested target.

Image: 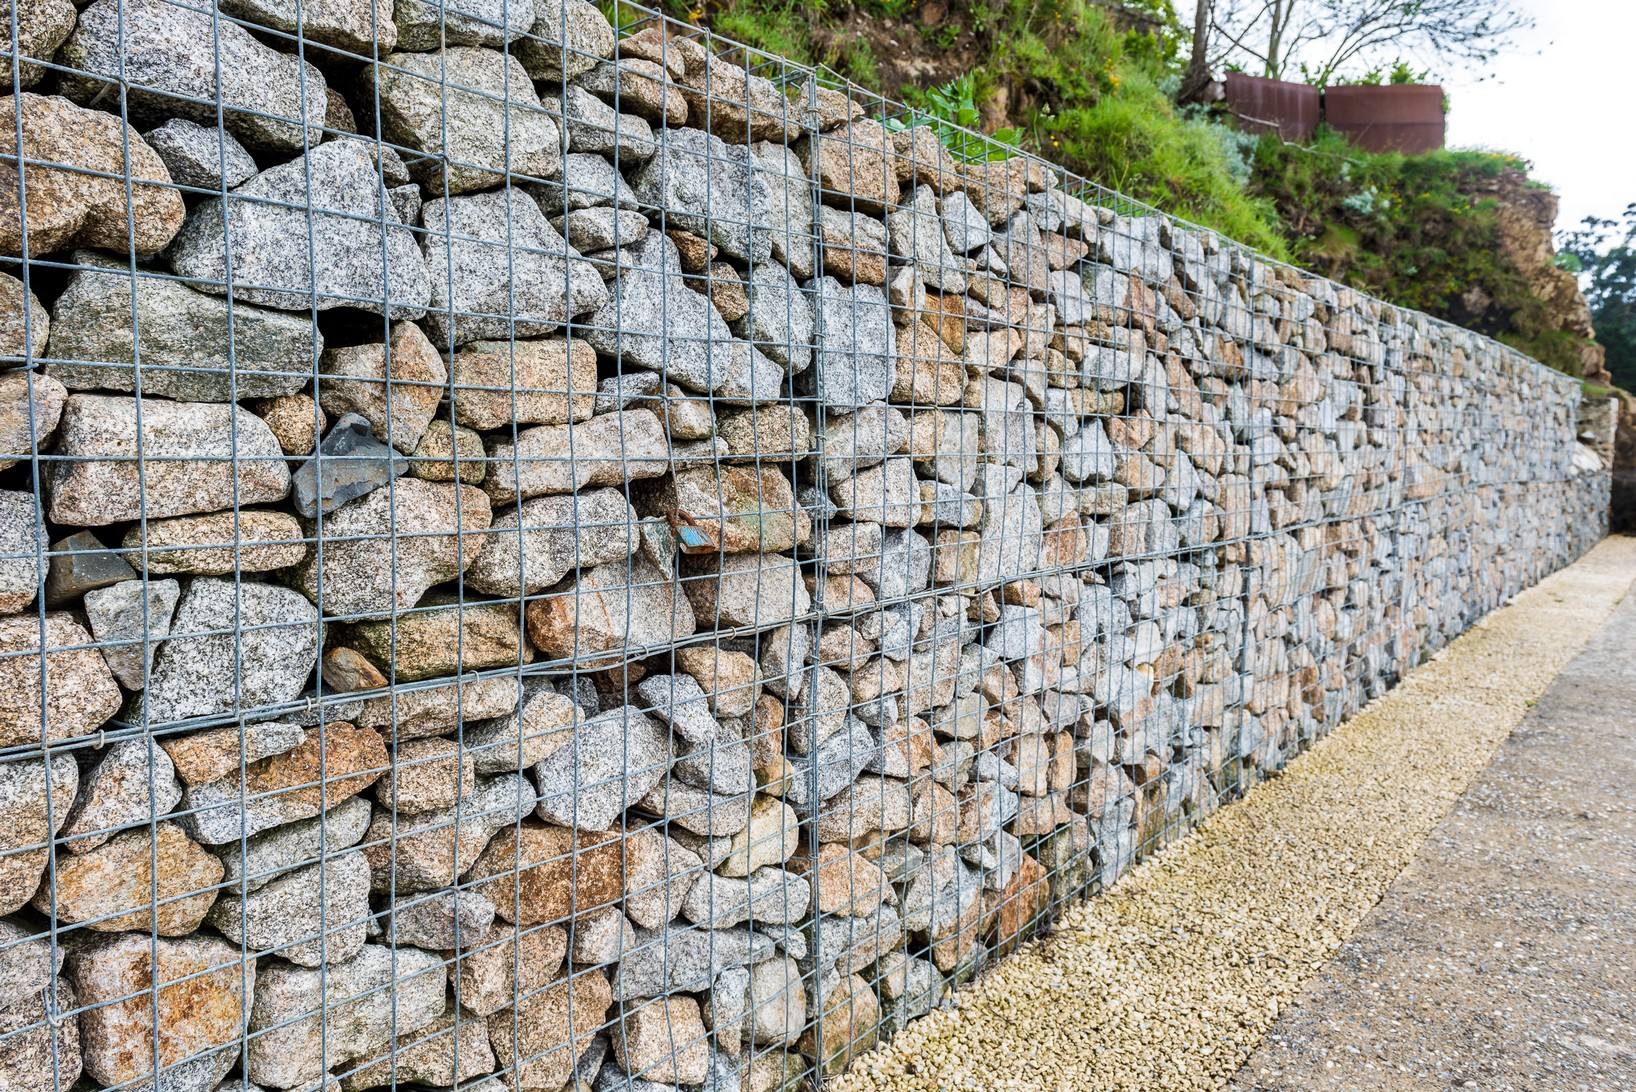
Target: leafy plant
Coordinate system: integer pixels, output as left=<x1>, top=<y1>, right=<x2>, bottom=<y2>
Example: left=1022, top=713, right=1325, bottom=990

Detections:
left=1561, top=205, right=1636, bottom=391
left=883, top=74, right=1022, bottom=163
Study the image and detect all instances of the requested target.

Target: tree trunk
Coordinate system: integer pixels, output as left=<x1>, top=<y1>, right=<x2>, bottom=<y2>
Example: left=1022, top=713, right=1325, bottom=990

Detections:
left=1178, top=0, right=1217, bottom=103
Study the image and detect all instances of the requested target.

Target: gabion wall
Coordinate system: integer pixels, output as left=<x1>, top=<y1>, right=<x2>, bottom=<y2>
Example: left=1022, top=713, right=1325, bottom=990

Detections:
left=0, top=1, right=1610, bottom=1090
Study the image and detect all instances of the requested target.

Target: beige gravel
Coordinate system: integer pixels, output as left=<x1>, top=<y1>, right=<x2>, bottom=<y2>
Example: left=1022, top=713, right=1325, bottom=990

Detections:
left=833, top=536, right=1636, bottom=1092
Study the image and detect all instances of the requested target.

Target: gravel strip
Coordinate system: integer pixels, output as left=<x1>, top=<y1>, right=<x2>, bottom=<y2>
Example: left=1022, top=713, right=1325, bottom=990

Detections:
left=833, top=536, right=1636, bottom=1092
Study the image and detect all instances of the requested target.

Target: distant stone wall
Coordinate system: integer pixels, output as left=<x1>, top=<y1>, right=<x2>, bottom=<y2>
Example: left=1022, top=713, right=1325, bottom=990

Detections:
left=0, top=3, right=1609, bottom=1091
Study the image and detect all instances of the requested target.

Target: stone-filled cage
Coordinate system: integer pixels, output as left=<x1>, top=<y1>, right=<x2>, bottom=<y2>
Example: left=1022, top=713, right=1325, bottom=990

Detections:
left=0, top=1, right=1610, bottom=1090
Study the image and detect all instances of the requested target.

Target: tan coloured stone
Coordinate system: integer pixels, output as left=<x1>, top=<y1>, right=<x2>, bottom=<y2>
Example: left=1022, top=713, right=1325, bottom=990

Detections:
left=674, top=645, right=761, bottom=718
left=65, top=933, right=249, bottom=1088
left=318, top=320, right=447, bottom=453
left=373, top=736, right=475, bottom=814
left=0, top=370, right=64, bottom=469
left=338, top=599, right=529, bottom=683
left=408, top=418, right=487, bottom=484
left=0, top=613, right=122, bottom=747
left=468, top=821, right=625, bottom=926
left=800, top=972, right=878, bottom=1075
left=486, top=969, right=611, bottom=1091
left=248, top=393, right=324, bottom=456
left=891, top=320, right=965, bottom=406
left=0, top=93, right=185, bottom=257
left=120, top=509, right=306, bottom=574
left=451, top=923, right=568, bottom=1017
left=612, top=995, right=710, bottom=1085
left=451, top=337, right=598, bottom=431
left=800, top=118, right=900, bottom=216
left=40, top=822, right=222, bottom=934
left=719, top=795, right=799, bottom=878
left=640, top=464, right=810, bottom=554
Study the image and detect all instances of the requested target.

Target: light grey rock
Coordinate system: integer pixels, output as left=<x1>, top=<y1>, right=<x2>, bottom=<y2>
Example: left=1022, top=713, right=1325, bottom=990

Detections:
left=570, top=906, right=636, bottom=965
left=532, top=705, right=671, bottom=830
left=820, top=402, right=908, bottom=484
left=45, top=395, right=290, bottom=527
left=856, top=527, right=932, bottom=601
left=672, top=733, right=754, bottom=798
left=634, top=776, right=750, bottom=838
left=543, top=84, right=656, bottom=161
left=288, top=476, right=490, bottom=620
left=633, top=673, right=726, bottom=746
left=796, top=276, right=893, bottom=409
left=421, top=187, right=609, bottom=346
left=58, top=738, right=182, bottom=854
left=142, top=119, right=258, bottom=192
left=0, top=756, right=77, bottom=914
left=731, top=261, right=814, bottom=373
left=800, top=901, right=902, bottom=976
left=394, top=0, right=535, bottom=49
left=384, top=889, right=495, bottom=949
left=890, top=184, right=966, bottom=293
left=1062, top=419, right=1116, bottom=483
left=221, top=0, right=396, bottom=52
left=940, top=189, right=989, bottom=253
left=971, top=473, right=1044, bottom=589
left=552, top=207, right=650, bottom=252
left=679, top=867, right=808, bottom=929
left=216, top=795, right=373, bottom=894
left=527, top=152, right=639, bottom=215
left=582, top=231, right=746, bottom=394
left=59, top=0, right=326, bottom=153
left=462, top=679, right=579, bottom=775
left=465, top=487, right=638, bottom=597
left=751, top=141, right=816, bottom=279
left=630, top=125, right=772, bottom=265
left=517, top=0, right=614, bottom=80
left=245, top=944, right=446, bottom=1089
left=612, top=923, right=766, bottom=1000
left=206, top=851, right=371, bottom=966
left=0, top=918, right=60, bottom=1010
left=142, top=578, right=321, bottom=725
left=783, top=715, right=875, bottom=810
left=169, top=140, right=430, bottom=318
left=375, top=46, right=561, bottom=195
left=832, top=455, right=918, bottom=527
left=0, top=491, right=43, bottom=617
left=46, top=258, right=317, bottom=403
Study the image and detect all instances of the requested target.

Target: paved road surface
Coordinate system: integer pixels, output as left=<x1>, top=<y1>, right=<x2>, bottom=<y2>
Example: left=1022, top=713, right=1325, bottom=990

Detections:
left=1229, top=586, right=1636, bottom=1091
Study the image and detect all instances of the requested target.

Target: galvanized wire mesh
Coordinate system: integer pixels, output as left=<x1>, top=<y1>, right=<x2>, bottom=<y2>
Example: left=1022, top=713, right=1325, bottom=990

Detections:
left=0, top=1, right=1611, bottom=1091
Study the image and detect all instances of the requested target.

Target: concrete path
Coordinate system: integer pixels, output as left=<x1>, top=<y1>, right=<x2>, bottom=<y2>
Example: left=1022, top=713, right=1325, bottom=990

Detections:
left=1229, top=571, right=1636, bottom=1091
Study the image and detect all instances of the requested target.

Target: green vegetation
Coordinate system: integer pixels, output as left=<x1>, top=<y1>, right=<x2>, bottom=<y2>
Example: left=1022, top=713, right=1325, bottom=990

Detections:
left=649, top=0, right=1602, bottom=380
left=1561, top=206, right=1636, bottom=391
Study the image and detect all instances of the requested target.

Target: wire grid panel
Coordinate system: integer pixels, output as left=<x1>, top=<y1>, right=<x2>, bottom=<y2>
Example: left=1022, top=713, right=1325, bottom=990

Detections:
left=0, top=1, right=1611, bottom=1090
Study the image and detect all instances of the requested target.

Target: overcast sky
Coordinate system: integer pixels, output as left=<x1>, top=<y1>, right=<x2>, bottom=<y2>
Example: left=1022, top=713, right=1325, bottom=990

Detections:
left=1185, top=0, right=1634, bottom=236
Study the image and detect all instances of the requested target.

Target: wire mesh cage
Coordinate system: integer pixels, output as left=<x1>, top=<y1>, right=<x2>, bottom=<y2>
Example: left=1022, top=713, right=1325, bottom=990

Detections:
left=0, top=1, right=1611, bottom=1091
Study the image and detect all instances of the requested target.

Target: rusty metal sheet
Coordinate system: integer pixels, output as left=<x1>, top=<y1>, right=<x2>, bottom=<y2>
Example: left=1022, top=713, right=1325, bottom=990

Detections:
left=1324, top=83, right=1447, bottom=155
left=1224, top=72, right=1320, bottom=142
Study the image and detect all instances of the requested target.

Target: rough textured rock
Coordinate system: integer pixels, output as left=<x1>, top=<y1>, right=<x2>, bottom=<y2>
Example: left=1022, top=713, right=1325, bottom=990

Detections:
left=318, top=321, right=447, bottom=454
left=482, top=408, right=669, bottom=504
left=66, top=933, right=250, bottom=1088
left=142, top=577, right=320, bottom=724
left=0, top=0, right=76, bottom=89
left=0, top=92, right=185, bottom=257
left=179, top=722, right=387, bottom=844
left=374, top=47, right=561, bottom=194
left=290, top=412, right=407, bottom=519
left=0, top=490, right=43, bottom=616
left=58, top=737, right=181, bottom=853
left=0, top=613, right=122, bottom=747
left=517, top=0, right=614, bottom=80
left=245, top=944, right=443, bottom=1088
left=486, top=967, right=612, bottom=1090
left=45, top=822, right=222, bottom=934
left=582, top=232, right=747, bottom=395
left=395, top=0, right=535, bottom=50
left=525, top=557, right=695, bottom=667
left=47, top=259, right=317, bottom=402
left=121, top=511, right=305, bottom=577
left=630, top=125, right=771, bottom=265
left=0, top=755, right=77, bottom=914
left=422, top=187, right=609, bottom=346
left=797, top=277, right=894, bottom=408
left=169, top=140, right=430, bottom=318
left=289, top=477, right=491, bottom=619
left=532, top=706, right=670, bottom=830
left=466, top=488, right=638, bottom=597
left=451, top=336, right=598, bottom=430
left=206, top=850, right=371, bottom=965
left=0, top=370, right=64, bottom=468
left=142, top=119, right=258, bottom=192
left=45, top=395, right=289, bottom=526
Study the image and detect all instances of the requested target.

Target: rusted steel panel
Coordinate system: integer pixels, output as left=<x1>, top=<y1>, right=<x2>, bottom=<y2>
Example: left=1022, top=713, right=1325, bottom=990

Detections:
left=1324, top=84, right=1447, bottom=154
left=1223, top=72, right=1319, bottom=142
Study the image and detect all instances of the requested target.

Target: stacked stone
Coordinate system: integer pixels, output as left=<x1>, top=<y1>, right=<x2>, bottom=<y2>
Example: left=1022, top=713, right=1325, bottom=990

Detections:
left=0, top=3, right=1609, bottom=1092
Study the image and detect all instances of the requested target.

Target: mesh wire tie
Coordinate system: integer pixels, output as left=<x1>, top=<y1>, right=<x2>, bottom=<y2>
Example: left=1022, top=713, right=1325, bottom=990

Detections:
left=42, top=985, right=63, bottom=1028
